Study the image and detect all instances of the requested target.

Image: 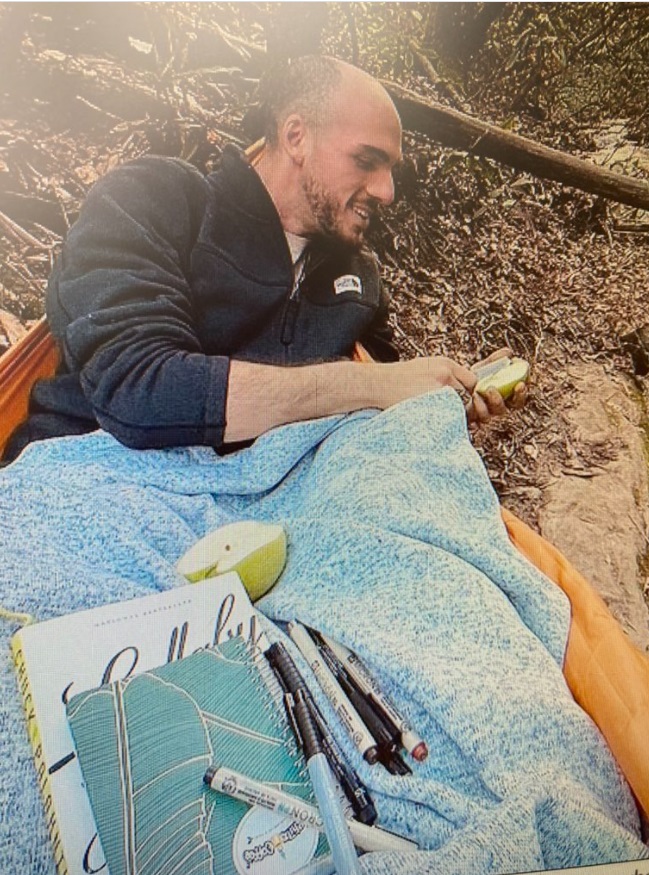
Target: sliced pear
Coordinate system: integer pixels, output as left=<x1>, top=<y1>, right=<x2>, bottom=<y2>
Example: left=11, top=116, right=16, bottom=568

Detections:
left=475, top=357, right=529, bottom=400
left=473, top=356, right=511, bottom=380
left=176, top=521, right=287, bottom=602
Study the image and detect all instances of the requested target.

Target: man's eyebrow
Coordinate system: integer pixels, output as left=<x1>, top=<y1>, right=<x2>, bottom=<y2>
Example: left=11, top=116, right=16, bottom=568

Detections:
left=357, top=145, right=403, bottom=167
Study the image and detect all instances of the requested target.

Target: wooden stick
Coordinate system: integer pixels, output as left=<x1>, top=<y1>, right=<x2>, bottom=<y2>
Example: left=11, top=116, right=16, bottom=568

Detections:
left=384, top=80, right=649, bottom=212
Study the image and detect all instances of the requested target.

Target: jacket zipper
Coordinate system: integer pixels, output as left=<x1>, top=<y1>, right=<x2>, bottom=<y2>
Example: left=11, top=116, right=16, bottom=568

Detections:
left=280, top=248, right=328, bottom=347
left=281, top=251, right=308, bottom=346
left=281, top=286, right=301, bottom=346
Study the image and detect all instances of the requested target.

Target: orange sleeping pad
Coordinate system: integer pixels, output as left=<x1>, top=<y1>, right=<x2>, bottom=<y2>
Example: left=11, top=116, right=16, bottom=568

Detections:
left=0, top=317, right=59, bottom=457
left=504, top=508, right=649, bottom=822
left=2, top=321, right=648, bottom=822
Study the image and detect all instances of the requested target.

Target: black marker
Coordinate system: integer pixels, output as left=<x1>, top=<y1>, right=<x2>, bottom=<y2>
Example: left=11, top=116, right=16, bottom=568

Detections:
left=266, top=642, right=377, bottom=825
left=288, top=622, right=379, bottom=764
left=306, top=696, right=377, bottom=825
left=319, top=631, right=429, bottom=763
left=316, top=642, right=399, bottom=754
left=264, top=644, right=361, bottom=875
left=315, top=644, right=411, bottom=777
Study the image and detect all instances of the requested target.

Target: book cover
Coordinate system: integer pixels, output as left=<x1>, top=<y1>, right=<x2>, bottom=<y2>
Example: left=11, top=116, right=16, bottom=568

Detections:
left=66, top=638, right=328, bottom=875
left=11, top=573, right=264, bottom=875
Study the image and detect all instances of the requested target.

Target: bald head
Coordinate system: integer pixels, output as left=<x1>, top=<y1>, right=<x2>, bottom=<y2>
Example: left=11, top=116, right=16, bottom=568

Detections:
left=254, top=55, right=402, bottom=249
left=258, top=55, right=400, bottom=149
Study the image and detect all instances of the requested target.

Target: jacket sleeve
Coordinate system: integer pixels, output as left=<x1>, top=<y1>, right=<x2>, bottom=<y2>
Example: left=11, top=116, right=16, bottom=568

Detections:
left=47, top=156, right=231, bottom=450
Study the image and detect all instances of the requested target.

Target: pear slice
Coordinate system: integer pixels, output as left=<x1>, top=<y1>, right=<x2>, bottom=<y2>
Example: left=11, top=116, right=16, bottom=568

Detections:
left=475, top=357, right=529, bottom=400
left=473, top=356, right=511, bottom=380
left=176, top=521, right=287, bottom=602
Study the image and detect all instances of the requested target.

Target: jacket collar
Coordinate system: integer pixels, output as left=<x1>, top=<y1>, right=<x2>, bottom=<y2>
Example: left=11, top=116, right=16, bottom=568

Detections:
left=214, top=144, right=355, bottom=276
left=216, top=144, right=283, bottom=226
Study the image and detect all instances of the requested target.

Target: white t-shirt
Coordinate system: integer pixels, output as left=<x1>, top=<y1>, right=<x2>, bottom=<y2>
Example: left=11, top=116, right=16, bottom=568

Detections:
left=285, top=230, right=309, bottom=265
left=285, top=231, right=309, bottom=294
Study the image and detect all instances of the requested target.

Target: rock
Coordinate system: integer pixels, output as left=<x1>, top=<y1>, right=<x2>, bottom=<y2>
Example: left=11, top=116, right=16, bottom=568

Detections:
left=538, top=363, right=649, bottom=653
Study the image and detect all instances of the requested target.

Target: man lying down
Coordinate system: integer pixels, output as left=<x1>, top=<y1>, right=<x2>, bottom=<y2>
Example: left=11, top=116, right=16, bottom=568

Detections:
left=1, top=56, right=647, bottom=874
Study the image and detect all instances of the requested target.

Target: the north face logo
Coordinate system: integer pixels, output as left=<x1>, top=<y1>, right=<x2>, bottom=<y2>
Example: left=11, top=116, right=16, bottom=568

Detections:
left=334, top=275, right=363, bottom=296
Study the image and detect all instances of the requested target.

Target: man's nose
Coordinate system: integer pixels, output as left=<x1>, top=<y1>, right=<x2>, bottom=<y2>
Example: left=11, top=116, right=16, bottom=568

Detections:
left=366, top=167, right=395, bottom=206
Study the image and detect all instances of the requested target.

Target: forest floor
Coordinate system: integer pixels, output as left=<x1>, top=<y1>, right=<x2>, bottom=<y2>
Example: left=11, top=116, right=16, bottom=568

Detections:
left=2, top=7, right=649, bottom=626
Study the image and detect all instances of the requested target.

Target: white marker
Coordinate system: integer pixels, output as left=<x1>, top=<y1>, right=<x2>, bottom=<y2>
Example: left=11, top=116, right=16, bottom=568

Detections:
left=204, top=764, right=418, bottom=853
left=319, top=632, right=428, bottom=762
left=288, top=621, right=379, bottom=764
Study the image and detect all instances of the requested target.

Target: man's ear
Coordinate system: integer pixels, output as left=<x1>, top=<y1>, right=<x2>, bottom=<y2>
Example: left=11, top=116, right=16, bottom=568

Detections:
left=280, top=113, right=310, bottom=166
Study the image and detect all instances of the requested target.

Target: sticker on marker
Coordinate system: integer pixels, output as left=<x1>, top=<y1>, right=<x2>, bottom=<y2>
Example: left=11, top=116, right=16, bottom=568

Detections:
left=232, top=806, right=319, bottom=874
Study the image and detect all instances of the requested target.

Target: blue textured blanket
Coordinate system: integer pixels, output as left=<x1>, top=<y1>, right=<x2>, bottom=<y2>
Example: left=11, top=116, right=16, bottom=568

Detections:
left=1, top=389, right=647, bottom=874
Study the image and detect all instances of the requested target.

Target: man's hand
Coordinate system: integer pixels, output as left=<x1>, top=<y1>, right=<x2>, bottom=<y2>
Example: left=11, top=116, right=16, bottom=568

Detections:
left=466, top=348, right=527, bottom=425
left=373, top=356, right=479, bottom=408
left=224, top=350, right=528, bottom=444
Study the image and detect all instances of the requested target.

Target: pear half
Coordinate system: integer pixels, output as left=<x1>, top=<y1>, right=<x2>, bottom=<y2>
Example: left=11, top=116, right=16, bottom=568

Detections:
left=176, top=521, right=287, bottom=602
left=475, top=357, right=529, bottom=401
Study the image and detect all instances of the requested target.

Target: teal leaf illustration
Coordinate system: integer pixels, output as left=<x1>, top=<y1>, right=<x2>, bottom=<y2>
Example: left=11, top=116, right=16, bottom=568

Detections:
left=67, top=640, right=322, bottom=875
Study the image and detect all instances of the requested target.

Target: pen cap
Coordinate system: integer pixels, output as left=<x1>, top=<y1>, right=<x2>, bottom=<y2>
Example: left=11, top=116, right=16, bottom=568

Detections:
left=266, top=642, right=304, bottom=695
left=294, top=689, right=322, bottom=760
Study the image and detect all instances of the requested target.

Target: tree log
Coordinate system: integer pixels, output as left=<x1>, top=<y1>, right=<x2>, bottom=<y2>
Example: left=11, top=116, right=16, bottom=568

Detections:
left=384, top=81, right=649, bottom=212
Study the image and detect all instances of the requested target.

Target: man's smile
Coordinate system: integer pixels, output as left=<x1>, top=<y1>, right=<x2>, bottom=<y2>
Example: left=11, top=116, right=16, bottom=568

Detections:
left=352, top=203, right=370, bottom=223
left=350, top=199, right=379, bottom=229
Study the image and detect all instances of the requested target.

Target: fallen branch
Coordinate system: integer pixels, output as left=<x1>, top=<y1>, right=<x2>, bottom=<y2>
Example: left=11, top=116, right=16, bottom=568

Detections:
left=32, top=50, right=174, bottom=121
left=408, top=40, right=468, bottom=112
left=384, top=81, right=649, bottom=211
left=0, top=208, right=49, bottom=249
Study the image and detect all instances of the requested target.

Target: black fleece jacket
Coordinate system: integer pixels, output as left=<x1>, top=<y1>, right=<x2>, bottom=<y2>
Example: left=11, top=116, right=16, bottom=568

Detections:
left=4, top=146, right=397, bottom=460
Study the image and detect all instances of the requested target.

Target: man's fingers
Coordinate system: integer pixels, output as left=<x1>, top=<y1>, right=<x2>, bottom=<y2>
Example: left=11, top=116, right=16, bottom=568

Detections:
left=472, top=347, right=512, bottom=371
left=467, top=386, right=510, bottom=425
left=451, top=362, right=478, bottom=394
left=467, top=392, right=491, bottom=424
left=509, top=382, right=527, bottom=410
left=482, top=387, right=507, bottom=416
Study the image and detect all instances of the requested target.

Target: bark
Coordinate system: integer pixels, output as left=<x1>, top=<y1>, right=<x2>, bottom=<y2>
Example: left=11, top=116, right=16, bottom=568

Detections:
left=384, top=81, right=649, bottom=212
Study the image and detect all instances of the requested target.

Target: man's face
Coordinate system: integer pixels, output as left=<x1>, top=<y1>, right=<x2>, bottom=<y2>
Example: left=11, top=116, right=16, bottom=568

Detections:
left=299, top=85, right=402, bottom=250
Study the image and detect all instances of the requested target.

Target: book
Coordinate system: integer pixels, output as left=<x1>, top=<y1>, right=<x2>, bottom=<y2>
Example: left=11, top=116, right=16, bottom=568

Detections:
left=11, top=573, right=266, bottom=875
left=66, top=638, right=328, bottom=875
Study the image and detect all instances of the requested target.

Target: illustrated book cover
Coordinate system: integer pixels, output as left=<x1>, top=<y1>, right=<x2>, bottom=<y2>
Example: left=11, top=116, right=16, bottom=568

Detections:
left=11, top=573, right=264, bottom=875
left=66, top=637, right=329, bottom=875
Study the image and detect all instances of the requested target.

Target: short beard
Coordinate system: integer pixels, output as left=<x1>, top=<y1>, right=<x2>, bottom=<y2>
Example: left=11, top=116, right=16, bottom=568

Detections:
left=302, top=173, right=361, bottom=252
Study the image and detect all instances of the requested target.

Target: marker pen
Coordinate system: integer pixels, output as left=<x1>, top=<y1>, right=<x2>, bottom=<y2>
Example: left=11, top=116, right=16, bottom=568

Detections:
left=204, top=764, right=323, bottom=829
left=381, top=749, right=412, bottom=777
left=315, top=638, right=400, bottom=753
left=292, top=688, right=361, bottom=875
left=266, top=641, right=377, bottom=825
left=203, top=764, right=418, bottom=853
left=307, top=629, right=411, bottom=774
left=288, top=621, right=379, bottom=764
left=306, top=697, right=378, bottom=825
left=320, top=632, right=429, bottom=762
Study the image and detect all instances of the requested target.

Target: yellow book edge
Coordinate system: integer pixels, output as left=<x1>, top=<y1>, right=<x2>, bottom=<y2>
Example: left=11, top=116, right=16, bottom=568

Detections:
left=11, top=633, right=69, bottom=875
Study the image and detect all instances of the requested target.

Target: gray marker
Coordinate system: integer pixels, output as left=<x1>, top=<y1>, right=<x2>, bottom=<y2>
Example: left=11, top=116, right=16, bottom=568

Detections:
left=319, top=633, right=428, bottom=762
